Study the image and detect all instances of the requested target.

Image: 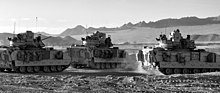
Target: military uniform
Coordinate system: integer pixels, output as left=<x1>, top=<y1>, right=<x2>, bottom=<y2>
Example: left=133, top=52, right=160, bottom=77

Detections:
left=136, top=50, right=144, bottom=66
left=170, top=29, right=183, bottom=48
left=142, top=47, right=153, bottom=67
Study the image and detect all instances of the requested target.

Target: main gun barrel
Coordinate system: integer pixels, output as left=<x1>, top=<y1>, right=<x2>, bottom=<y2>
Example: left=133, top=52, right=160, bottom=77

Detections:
left=42, top=36, right=52, bottom=41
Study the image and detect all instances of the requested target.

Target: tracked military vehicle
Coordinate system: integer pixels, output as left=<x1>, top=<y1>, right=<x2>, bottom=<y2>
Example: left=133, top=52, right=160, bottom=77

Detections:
left=0, top=31, right=70, bottom=73
left=68, top=31, right=127, bottom=69
left=142, top=29, right=220, bottom=75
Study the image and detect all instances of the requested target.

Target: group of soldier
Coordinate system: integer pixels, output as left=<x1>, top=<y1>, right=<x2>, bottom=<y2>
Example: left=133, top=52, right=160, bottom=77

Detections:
left=136, top=46, right=154, bottom=68
left=156, top=29, right=182, bottom=43
left=82, top=31, right=113, bottom=47
left=8, top=31, right=45, bottom=49
left=156, top=29, right=195, bottom=49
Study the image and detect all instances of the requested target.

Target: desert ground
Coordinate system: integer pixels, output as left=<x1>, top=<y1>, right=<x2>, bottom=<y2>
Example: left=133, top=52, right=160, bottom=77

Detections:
left=1, top=64, right=220, bottom=93
left=0, top=45, right=220, bottom=92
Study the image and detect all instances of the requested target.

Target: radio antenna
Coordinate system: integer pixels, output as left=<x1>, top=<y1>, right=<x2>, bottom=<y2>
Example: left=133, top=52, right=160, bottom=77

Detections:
left=165, top=26, right=167, bottom=35
left=165, top=20, right=169, bottom=36
left=36, top=17, right=38, bottom=32
left=85, top=25, right=88, bottom=36
left=13, top=22, right=16, bottom=37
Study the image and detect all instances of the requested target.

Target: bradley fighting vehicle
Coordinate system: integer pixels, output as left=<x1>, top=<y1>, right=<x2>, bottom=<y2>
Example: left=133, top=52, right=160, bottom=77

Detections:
left=0, top=31, right=70, bottom=73
left=68, top=31, right=127, bottom=69
left=142, top=29, right=220, bottom=75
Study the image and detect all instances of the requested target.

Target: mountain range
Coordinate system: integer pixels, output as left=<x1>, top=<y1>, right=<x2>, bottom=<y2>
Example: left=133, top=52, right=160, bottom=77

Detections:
left=1, top=32, right=220, bottom=46
left=1, top=15, right=220, bottom=46
left=60, top=15, right=220, bottom=36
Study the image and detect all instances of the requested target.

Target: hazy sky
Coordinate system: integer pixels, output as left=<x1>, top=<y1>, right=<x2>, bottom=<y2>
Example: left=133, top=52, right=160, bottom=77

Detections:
left=0, top=0, right=219, bottom=34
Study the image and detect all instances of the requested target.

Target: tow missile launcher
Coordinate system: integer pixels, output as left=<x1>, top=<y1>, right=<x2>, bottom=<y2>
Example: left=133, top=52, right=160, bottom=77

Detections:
left=142, top=29, right=220, bottom=75
left=0, top=31, right=70, bottom=73
left=68, top=31, right=127, bottom=69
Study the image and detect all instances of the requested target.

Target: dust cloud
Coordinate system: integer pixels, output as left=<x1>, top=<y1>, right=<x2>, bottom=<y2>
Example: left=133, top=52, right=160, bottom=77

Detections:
left=122, top=53, right=164, bottom=75
left=123, top=54, right=140, bottom=71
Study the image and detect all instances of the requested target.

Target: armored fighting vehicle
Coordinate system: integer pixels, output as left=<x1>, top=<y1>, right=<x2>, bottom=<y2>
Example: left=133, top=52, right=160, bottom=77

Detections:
left=142, top=29, right=220, bottom=75
left=0, top=31, right=70, bottom=73
left=68, top=31, right=127, bottom=69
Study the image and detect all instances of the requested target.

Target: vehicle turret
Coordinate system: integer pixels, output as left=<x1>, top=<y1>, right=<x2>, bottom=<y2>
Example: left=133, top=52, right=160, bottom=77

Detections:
left=8, top=31, right=51, bottom=50
left=81, top=31, right=113, bottom=48
left=155, top=29, right=196, bottom=50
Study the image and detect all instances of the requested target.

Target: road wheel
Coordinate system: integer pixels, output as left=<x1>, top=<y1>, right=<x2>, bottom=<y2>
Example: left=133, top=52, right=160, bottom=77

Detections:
left=116, top=63, right=121, bottom=68
left=94, top=63, right=98, bottom=69
left=165, top=68, right=173, bottom=75
left=0, top=68, right=5, bottom=72
left=111, top=63, right=116, bottom=69
left=209, top=69, right=215, bottom=72
left=63, top=65, right=69, bottom=70
left=158, top=68, right=165, bottom=73
left=88, top=61, right=95, bottom=68
left=19, top=66, right=26, bottom=73
left=5, top=69, right=12, bottom=72
left=57, top=65, right=63, bottom=72
left=72, top=64, right=77, bottom=68
left=77, top=65, right=82, bottom=68
left=101, top=63, right=105, bottom=69
left=96, top=63, right=101, bottom=69
left=201, top=69, right=207, bottom=73
left=192, top=68, right=200, bottom=74
left=14, top=68, right=20, bottom=73
left=26, top=66, right=34, bottom=73
left=50, top=66, right=57, bottom=72
left=173, top=68, right=181, bottom=74
left=106, top=63, right=110, bottom=69
left=43, top=66, right=51, bottom=73
left=182, top=68, right=189, bottom=74
left=121, top=63, right=126, bottom=68
left=34, top=66, right=40, bottom=73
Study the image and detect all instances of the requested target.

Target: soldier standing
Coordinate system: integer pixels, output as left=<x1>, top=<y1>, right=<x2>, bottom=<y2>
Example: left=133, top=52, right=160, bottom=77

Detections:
left=170, top=29, right=183, bottom=48
left=105, top=35, right=113, bottom=47
left=136, top=50, right=144, bottom=67
left=36, top=34, right=45, bottom=48
left=81, top=38, right=87, bottom=46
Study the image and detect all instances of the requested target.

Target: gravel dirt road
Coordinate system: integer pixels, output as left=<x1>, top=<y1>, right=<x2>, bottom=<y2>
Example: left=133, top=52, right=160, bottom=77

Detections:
left=0, top=65, right=220, bottom=93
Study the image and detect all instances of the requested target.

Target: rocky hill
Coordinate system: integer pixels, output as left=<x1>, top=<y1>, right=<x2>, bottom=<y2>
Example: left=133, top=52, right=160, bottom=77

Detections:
left=60, top=25, right=86, bottom=36
left=36, top=32, right=52, bottom=36
left=60, top=15, right=220, bottom=36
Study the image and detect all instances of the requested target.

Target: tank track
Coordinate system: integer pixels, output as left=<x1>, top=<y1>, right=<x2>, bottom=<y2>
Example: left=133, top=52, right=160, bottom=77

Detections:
left=159, top=68, right=220, bottom=75
left=0, top=65, right=70, bottom=73
left=72, top=63, right=126, bottom=69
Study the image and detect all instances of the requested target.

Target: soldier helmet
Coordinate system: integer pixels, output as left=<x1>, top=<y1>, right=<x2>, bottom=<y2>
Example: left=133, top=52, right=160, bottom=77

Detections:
left=176, top=29, right=180, bottom=32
